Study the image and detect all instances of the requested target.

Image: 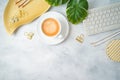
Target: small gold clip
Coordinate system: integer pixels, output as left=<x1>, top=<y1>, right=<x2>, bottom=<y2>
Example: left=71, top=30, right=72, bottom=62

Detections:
left=76, top=34, right=84, bottom=43
left=24, top=32, right=34, bottom=40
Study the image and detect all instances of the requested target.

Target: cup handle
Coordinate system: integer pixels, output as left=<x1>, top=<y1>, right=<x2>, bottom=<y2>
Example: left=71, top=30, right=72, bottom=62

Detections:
left=58, top=35, right=63, bottom=39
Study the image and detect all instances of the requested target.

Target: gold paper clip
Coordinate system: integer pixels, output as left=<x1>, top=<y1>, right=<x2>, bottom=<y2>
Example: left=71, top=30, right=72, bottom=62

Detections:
left=24, top=32, right=34, bottom=40
left=76, top=34, right=84, bottom=43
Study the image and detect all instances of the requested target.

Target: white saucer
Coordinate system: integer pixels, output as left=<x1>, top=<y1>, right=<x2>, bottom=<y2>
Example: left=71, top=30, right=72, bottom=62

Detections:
left=37, top=11, right=69, bottom=45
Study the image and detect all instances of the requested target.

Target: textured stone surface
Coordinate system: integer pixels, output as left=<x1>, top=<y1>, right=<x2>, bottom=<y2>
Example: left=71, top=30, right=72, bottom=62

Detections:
left=0, top=0, right=120, bottom=80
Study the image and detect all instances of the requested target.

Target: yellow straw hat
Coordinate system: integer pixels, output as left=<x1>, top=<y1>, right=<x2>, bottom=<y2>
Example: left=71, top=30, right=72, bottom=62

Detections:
left=4, top=0, right=50, bottom=35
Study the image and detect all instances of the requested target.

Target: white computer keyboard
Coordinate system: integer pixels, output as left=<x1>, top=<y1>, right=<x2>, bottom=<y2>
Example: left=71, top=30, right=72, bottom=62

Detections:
left=83, top=2, right=120, bottom=35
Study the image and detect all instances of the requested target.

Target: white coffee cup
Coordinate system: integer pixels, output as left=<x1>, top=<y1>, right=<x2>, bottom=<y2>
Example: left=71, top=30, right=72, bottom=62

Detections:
left=39, top=17, right=63, bottom=39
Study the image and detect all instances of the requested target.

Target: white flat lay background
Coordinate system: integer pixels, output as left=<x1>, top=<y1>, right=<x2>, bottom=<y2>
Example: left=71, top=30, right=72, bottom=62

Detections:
left=0, top=0, right=120, bottom=80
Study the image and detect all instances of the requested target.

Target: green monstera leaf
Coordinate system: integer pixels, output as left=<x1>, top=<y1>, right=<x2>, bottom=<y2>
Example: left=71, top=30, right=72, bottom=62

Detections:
left=45, top=0, right=89, bottom=24
left=45, top=0, right=68, bottom=6
left=66, top=0, right=88, bottom=24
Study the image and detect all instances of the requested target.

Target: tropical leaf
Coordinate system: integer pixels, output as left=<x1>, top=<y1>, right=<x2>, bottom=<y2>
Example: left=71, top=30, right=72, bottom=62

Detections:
left=45, top=0, right=89, bottom=24
left=66, top=0, right=88, bottom=24
left=45, top=0, right=68, bottom=6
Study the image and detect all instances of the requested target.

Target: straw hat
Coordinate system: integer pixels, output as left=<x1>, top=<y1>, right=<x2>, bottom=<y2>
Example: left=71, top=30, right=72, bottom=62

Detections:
left=4, top=0, right=50, bottom=35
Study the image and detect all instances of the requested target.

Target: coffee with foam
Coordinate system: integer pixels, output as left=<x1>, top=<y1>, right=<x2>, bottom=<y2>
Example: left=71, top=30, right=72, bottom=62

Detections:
left=41, top=18, right=60, bottom=37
